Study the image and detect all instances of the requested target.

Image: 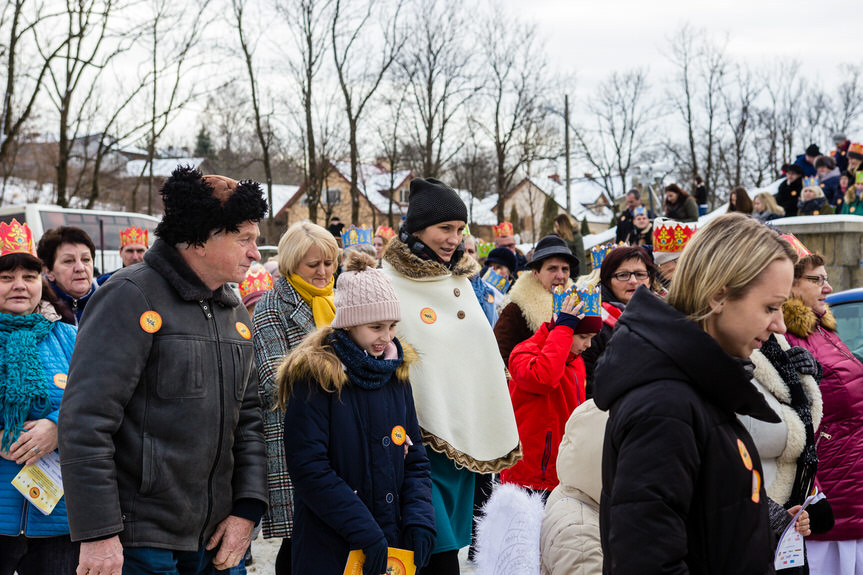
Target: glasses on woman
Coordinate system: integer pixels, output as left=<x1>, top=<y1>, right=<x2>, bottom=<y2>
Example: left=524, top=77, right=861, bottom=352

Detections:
left=612, top=271, right=650, bottom=282
left=804, top=275, right=829, bottom=286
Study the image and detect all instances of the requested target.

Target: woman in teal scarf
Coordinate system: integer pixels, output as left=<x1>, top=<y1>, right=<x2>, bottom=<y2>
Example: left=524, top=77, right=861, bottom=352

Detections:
left=0, top=219, right=78, bottom=575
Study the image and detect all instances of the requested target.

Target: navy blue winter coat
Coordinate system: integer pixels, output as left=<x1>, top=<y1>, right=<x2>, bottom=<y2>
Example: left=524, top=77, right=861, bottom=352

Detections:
left=793, top=154, right=817, bottom=177
left=282, top=332, right=434, bottom=574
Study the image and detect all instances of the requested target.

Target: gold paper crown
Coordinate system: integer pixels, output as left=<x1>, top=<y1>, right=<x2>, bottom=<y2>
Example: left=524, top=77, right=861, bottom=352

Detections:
left=652, top=218, right=697, bottom=254
left=477, top=241, right=494, bottom=259
left=493, top=221, right=514, bottom=238
left=120, top=226, right=149, bottom=248
left=341, top=225, right=373, bottom=249
left=374, top=226, right=396, bottom=241
left=849, top=142, right=863, bottom=159
left=781, top=234, right=811, bottom=260
left=802, top=177, right=819, bottom=189
left=239, top=263, right=274, bottom=299
left=0, top=219, right=36, bottom=258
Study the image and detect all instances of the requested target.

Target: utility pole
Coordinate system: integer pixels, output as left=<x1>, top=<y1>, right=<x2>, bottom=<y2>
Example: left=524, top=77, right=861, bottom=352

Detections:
left=564, top=94, right=571, bottom=214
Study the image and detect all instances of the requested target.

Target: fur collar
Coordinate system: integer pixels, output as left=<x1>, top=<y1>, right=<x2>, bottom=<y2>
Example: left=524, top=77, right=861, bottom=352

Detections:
left=383, top=237, right=479, bottom=280
left=280, top=326, right=418, bottom=393
left=782, top=297, right=837, bottom=338
left=504, top=271, right=573, bottom=332
left=144, top=239, right=240, bottom=307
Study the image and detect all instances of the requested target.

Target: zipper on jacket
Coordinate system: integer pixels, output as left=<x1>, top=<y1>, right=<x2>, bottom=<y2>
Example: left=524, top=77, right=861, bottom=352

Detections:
left=19, top=500, right=28, bottom=535
left=815, top=430, right=832, bottom=450
left=817, top=325, right=855, bottom=362
left=541, top=431, right=552, bottom=479
left=199, top=298, right=226, bottom=548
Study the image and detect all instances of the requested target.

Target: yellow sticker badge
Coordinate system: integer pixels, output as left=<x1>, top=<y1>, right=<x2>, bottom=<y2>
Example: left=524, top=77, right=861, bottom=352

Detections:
left=53, top=374, right=67, bottom=389
left=236, top=322, right=251, bottom=340
left=139, top=311, right=162, bottom=334
left=420, top=307, right=437, bottom=325
left=29, top=487, right=40, bottom=499
left=391, top=426, right=407, bottom=446
left=751, top=469, right=762, bottom=503
left=737, top=439, right=753, bottom=471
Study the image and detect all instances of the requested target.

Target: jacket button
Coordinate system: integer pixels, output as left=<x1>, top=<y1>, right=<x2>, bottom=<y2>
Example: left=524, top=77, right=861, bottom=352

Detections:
left=382, top=436, right=391, bottom=447
left=457, top=310, right=465, bottom=319
left=453, top=288, right=460, bottom=297
left=385, top=493, right=394, bottom=504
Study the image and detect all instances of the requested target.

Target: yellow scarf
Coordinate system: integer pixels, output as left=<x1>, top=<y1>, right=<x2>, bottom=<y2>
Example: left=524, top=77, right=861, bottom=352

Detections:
left=289, top=274, right=335, bottom=327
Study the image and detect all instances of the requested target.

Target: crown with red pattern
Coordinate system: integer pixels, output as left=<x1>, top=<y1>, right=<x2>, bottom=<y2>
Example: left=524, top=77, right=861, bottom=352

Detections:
left=239, top=263, right=274, bottom=300
left=493, top=221, right=514, bottom=238
left=849, top=142, right=863, bottom=160
left=652, top=218, right=698, bottom=254
left=781, top=233, right=811, bottom=260
left=120, top=226, right=149, bottom=248
left=0, top=219, right=36, bottom=258
left=374, top=225, right=396, bottom=241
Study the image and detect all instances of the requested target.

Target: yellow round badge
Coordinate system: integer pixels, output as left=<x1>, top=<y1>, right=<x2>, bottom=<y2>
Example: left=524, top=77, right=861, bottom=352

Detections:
left=236, top=322, right=251, bottom=340
left=751, top=469, right=762, bottom=503
left=486, top=293, right=494, bottom=303
left=29, top=486, right=41, bottom=499
left=737, top=439, right=753, bottom=471
left=391, top=425, right=407, bottom=446
left=139, top=311, right=162, bottom=334
left=420, top=307, right=437, bottom=324
left=53, top=373, right=67, bottom=389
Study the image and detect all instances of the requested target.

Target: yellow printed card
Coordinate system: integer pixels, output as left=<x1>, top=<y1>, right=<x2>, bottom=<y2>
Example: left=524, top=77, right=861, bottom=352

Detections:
left=11, top=451, right=64, bottom=515
left=343, top=547, right=416, bottom=575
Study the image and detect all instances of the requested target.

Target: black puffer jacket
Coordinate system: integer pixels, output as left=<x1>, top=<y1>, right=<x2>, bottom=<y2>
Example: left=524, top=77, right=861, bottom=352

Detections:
left=581, top=284, right=624, bottom=398
left=59, top=239, right=268, bottom=550
left=594, top=287, right=779, bottom=575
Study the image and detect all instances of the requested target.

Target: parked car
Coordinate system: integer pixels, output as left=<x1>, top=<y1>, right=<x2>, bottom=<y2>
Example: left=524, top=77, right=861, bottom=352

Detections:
left=825, top=287, right=863, bottom=361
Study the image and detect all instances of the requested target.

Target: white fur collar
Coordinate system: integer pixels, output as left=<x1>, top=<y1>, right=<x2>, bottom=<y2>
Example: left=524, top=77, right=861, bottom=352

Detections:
left=504, top=272, right=573, bottom=332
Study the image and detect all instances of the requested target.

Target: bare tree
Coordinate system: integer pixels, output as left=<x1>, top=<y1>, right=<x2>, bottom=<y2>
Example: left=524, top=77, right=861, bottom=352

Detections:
left=572, top=68, right=658, bottom=203
left=399, top=0, right=475, bottom=178
left=665, top=24, right=700, bottom=183
left=278, top=0, right=333, bottom=224
left=829, top=64, right=863, bottom=134
left=233, top=0, right=275, bottom=226
left=376, top=84, right=409, bottom=227
left=331, top=0, right=405, bottom=223
left=718, top=64, right=760, bottom=194
left=476, top=7, right=550, bottom=222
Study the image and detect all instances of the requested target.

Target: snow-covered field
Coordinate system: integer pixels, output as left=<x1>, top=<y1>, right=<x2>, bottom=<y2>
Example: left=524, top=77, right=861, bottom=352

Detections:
left=244, top=537, right=475, bottom=574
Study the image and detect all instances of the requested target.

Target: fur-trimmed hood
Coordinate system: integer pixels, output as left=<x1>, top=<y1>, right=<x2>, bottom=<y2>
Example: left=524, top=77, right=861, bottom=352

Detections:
left=504, top=271, right=573, bottom=332
left=279, top=326, right=418, bottom=400
left=782, top=297, right=837, bottom=338
left=383, top=237, right=479, bottom=280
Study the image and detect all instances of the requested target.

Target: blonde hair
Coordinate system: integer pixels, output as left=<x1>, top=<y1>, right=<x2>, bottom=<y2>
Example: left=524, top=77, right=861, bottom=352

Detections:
left=803, top=185, right=824, bottom=199
left=667, top=213, right=797, bottom=328
left=754, top=192, right=784, bottom=216
left=277, top=221, right=340, bottom=277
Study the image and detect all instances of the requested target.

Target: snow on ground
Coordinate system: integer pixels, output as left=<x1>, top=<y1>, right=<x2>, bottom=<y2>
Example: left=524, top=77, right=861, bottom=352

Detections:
left=244, top=537, right=475, bottom=574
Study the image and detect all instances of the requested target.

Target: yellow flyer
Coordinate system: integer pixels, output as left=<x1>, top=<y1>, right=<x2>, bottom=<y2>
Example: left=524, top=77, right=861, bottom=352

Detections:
left=343, top=547, right=416, bottom=575
left=11, top=451, right=64, bottom=515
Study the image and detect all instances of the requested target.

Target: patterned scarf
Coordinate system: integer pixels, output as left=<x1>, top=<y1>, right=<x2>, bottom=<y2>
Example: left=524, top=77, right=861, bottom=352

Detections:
left=0, top=313, right=54, bottom=453
left=330, top=329, right=403, bottom=390
left=761, top=334, right=817, bottom=506
left=288, top=274, right=335, bottom=328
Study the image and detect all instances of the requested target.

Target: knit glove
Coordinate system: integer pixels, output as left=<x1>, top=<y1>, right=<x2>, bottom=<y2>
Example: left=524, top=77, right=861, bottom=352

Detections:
left=362, top=537, right=389, bottom=575
left=403, top=526, right=436, bottom=569
left=555, top=312, right=581, bottom=331
left=785, top=346, right=822, bottom=381
left=807, top=497, right=835, bottom=534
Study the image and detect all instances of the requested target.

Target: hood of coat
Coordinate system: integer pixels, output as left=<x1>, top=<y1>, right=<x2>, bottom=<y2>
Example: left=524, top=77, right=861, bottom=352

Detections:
left=143, top=239, right=240, bottom=307
left=594, top=286, right=780, bottom=423
left=556, top=400, right=607, bottom=505
left=383, top=236, right=479, bottom=280
left=281, top=326, right=419, bottom=391
left=782, top=297, right=837, bottom=338
left=505, top=270, right=574, bottom=333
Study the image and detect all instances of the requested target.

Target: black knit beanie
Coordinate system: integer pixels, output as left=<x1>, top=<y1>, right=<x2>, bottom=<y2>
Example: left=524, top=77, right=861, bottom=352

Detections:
left=404, top=177, right=468, bottom=234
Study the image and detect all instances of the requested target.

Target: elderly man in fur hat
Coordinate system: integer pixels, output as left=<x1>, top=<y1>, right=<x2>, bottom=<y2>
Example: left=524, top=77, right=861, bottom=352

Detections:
left=59, top=166, right=269, bottom=575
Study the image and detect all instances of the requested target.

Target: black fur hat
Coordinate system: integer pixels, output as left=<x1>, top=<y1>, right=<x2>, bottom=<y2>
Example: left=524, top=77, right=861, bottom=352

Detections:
left=155, top=165, right=268, bottom=246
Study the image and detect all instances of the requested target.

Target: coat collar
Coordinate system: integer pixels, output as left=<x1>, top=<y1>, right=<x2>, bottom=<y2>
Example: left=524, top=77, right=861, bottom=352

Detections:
left=505, top=270, right=573, bottom=332
left=144, top=239, right=240, bottom=307
left=782, top=297, right=837, bottom=338
left=383, top=237, right=479, bottom=280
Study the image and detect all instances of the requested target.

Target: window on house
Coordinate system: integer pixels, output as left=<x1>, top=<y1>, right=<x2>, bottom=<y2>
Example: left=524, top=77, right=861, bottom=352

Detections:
left=399, top=187, right=410, bottom=203
left=327, top=188, right=341, bottom=205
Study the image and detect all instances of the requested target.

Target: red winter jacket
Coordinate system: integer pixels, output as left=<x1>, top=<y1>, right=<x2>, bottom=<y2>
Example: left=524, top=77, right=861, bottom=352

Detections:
left=500, top=322, right=586, bottom=492
left=783, top=298, right=863, bottom=540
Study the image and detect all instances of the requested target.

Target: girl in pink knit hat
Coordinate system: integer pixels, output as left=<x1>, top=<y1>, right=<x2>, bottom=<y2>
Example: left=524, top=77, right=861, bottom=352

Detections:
left=277, top=250, right=435, bottom=575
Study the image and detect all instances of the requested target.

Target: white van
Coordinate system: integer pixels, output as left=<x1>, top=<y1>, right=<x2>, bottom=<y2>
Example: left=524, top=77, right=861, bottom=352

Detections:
left=0, top=204, right=160, bottom=274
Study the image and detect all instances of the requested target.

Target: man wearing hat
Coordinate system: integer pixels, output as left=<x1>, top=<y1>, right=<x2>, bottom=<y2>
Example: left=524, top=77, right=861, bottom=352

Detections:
left=494, top=235, right=579, bottom=365
left=794, top=143, right=820, bottom=178
left=59, top=166, right=269, bottom=574
left=97, top=226, right=150, bottom=286
left=831, top=132, right=850, bottom=174
left=776, top=163, right=804, bottom=217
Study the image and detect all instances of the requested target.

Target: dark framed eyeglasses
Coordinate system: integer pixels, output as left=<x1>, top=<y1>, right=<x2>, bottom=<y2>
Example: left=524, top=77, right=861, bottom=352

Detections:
left=612, top=271, right=650, bottom=282
left=804, top=275, right=829, bottom=286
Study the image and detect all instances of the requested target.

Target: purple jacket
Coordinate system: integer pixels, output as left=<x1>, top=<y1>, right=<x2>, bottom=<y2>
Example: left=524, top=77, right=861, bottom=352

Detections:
left=783, top=298, right=863, bottom=540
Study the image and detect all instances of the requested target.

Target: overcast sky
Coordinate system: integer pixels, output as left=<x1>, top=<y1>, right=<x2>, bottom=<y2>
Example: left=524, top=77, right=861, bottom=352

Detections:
left=502, top=0, right=852, bottom=102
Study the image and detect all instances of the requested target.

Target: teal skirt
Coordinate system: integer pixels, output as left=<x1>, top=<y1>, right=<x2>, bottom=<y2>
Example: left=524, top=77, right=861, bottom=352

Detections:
left=428, top=449, right=475, bottom=553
